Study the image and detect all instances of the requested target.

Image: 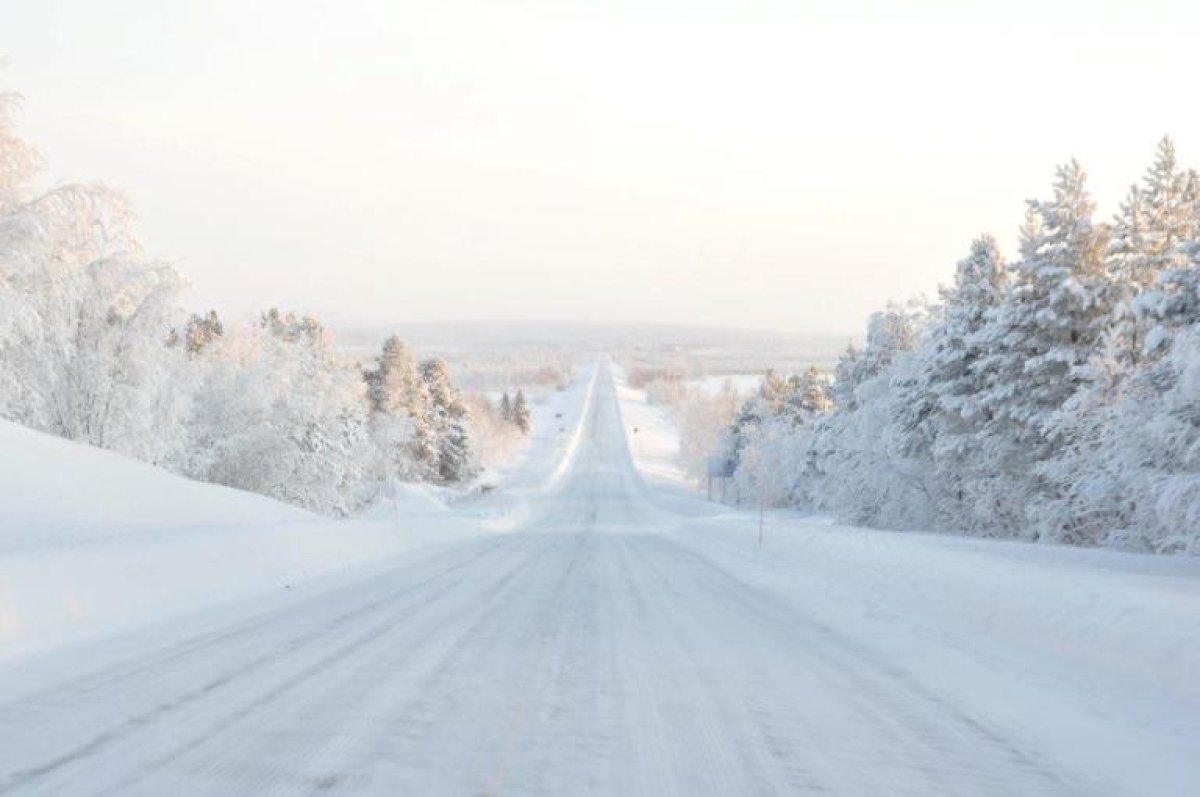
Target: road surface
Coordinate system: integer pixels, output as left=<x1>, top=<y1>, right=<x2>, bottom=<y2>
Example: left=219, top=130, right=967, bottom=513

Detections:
left=0, top=370, right=1101, bottom=795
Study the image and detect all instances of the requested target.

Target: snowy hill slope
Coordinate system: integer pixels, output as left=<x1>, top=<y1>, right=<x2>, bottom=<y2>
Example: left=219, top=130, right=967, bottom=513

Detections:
left=0, top=368, right=596, bottom=663
left=0, top=420, right=466, bottom=661
left=0, top=420, right=313, bottom=553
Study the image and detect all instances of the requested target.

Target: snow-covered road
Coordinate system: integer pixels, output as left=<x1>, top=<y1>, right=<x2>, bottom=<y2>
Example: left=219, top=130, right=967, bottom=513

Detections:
left=0, top=367, right=1192, bottom=795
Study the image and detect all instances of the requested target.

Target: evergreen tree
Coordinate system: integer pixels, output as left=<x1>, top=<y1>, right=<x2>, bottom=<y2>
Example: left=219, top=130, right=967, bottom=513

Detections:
left=977, top=162, right=1111, bottom=457
left=179, top=310, right=224, bottom=355
left=499, top=391, right=513, bottom=424
left=365, top=336, right=426, bottom=417
left=830, top=346, right=861, bottom=410
left=512, top=389, right=532, bottom=434
left=918, top=236, right=1010, bottom=527
left=781, top=367, right=832, bottom=425
left=1109, top=137, right=1200, bottom=363
left=363, top=335, right=434, bottom=480
left=420, top=358, right=478, bottom=483
left=724, top=369, right=795, bottom=473
left=830, top=304, right=924, bottom=411
left=1150, top=242, right=1200, bottom=339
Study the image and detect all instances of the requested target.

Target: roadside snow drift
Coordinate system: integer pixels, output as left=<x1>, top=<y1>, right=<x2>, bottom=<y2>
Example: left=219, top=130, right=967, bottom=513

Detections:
left=0, top=419, right=313, bottom=552
left=0, top=373, right=591, bottom=662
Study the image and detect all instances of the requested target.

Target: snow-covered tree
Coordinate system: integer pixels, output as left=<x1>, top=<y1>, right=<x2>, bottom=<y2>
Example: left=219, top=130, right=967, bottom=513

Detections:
left=700, top=145, right=1200, bottom=553
left=829, top=303, right=924, bottom=412
left=673, top=378, right=742, bottom=481
left=1136, top=240, right=1200, bottom=364
left=951, top=164, right=1111, bottom=537
left=914, top=236, right=1010, bottom=529
left=420, top=358, right=478, bottom=483
left=807, top=302, right=933, bottom=526
left=725, top=366, right=838, bottom=509
left=782, top=366, right=833, bottom=423
left=174, top=310, right=224, bottom=355
left=1110, top=139, right=1197, bottom=288
left=0, top=86, right=40, bottom=212
left=1107, top=137, right=1200, bottom=364
left=0, top=184, right=190, bottom=463
left=363, top=334, right=435, bottom=481
left=722, top=370, right=790, bottom=478
left=181, top=311, right=373, bottom=515
left=512, top=389, right=532, bottom=434
left=976, top=163, right=1111, bottom=460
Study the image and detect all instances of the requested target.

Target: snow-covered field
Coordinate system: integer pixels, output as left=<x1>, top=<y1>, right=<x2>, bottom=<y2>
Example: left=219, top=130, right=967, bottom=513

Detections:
left=612, top=372, right=690, bottom=491
left=685, top=373, right=762, bottom=397
left=0, top=361, right=1196, bottom=795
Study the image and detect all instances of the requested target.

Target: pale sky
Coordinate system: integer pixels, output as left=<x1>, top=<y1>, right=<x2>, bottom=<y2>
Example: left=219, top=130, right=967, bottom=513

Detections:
left=2, top=1, right=1197, bottom=334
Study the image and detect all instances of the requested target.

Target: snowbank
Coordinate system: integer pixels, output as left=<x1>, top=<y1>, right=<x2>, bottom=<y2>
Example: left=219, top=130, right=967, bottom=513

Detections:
left=0, top=366, right=601, bottom=663
left=480, top=362, right=596, bottom=494
left=0, top=419, right=312, bottom=553
left=610, top=368, right=691, bottom=490
left=0, top=417, right=484, bottom=661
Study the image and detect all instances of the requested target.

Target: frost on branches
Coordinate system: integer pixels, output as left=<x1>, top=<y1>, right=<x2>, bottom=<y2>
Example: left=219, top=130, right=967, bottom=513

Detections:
left=0, top=81, right=481, bottom=517
left=722, top=139, right=1200, bottom=554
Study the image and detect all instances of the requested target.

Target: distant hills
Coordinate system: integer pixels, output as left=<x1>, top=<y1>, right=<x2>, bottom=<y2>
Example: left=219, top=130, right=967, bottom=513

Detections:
left=335, top=321, right=854, bottom=376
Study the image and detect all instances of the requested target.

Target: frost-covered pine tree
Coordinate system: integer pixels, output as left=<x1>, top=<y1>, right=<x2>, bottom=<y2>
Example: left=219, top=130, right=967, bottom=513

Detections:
left=1057, top=231, right=1200, bottom=549
left=499, top=391, right=513, bottom=424
left=1108, top=137, right=1199, bottom=364
left=970, top=162, right=1112, bottom=537
left=925, top=236, right=1009, bottom=399
left=917, top=236, right=1009, bottom=529
left=830, top=346, right=861, bottom=410
left=1110, top=138, right=1198, bottom=291
left=1149, top=242, right=1200, bottom=335
left=420, top=358, right=478, bottom=483
left=701, top=142, right=1200, bottom=552
left=722, top=369, right=795, bottom=479
left=780, top=367, right=832, bottom=426
left=828, top=304, right=922, bottom=413
left=979, top=163, right=1110, bottom=446
left=1137, top=233, right=1200, bottom=367
left=512, top=389, right=532, bottom=434
left=177, top=310, right=224, bottom=355
left=809, top=302, right=932, bottom=527
left=363, top=334, right=433, bottom=482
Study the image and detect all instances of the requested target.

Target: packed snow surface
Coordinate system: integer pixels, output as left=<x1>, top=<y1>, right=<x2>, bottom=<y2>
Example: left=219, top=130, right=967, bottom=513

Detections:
left=0, top=362, right=1197, bottom=795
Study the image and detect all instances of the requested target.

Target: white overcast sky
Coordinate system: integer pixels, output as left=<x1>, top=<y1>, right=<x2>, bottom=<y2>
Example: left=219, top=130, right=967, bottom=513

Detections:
left=2, top=0, right=1197, bottom=334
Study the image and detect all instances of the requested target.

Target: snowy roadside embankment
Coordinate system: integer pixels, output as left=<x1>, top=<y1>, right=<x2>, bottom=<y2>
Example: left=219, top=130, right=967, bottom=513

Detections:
left=615, top=382, right=1200, bottom=797
left=0, top=419, right=482, bottom=662
left=610, top=369, right=691, bottom=491
left=0, top=419, right=313, bottom=553
left=462, top=362, right=598, bottom=532
left=0, top=367, right=597, bottom=663
left=482, top=362, right=596, bottom=494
